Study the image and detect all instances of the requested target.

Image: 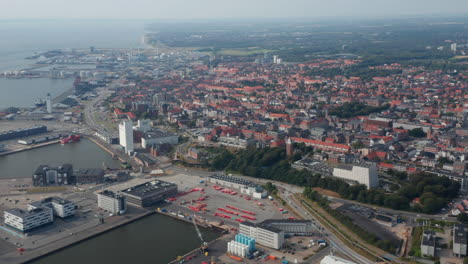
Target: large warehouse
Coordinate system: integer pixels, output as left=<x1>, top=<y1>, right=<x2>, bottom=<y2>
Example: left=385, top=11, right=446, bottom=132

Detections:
left=121, top=180, right=177, bottom=207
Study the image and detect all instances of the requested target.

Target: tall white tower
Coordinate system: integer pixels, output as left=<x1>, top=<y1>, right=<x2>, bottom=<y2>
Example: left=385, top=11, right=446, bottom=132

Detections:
left=46, top=93, right=52, bottom=114
left=119, top=121, right=134, bottom=154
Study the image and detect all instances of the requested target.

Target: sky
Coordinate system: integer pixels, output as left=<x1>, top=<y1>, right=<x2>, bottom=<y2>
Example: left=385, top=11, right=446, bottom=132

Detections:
left=1, top=0, right=468, bottom=20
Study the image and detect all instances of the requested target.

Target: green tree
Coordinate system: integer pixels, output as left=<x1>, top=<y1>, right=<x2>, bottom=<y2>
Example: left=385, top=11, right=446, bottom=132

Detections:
left=409, top=128, right=426, bottom=138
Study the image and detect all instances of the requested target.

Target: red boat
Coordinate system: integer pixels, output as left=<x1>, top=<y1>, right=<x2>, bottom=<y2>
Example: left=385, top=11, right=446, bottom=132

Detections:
left=60, top=134, right=81, bottom=144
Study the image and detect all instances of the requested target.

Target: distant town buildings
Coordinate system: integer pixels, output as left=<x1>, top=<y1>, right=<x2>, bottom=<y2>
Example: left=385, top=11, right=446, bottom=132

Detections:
left=119, top=120, right=134, bottom=154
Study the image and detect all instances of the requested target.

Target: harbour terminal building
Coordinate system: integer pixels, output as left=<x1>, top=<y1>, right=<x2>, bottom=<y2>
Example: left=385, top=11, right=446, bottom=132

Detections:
left=121, top=180, right=177, bottom=207
left=239, top=221, right=284, bottom=250
left=4, top=197, right=75, bottom=233
left=239, top=219, right=315, bottom=249
left=97, top=190, right=127, bottom=215
left=332, top=163, right=379, bottom=189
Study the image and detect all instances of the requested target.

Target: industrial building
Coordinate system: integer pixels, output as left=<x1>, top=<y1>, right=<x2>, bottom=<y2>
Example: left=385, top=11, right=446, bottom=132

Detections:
left=239, top=221, right=284, bottom=250
left=453, top=224, right=467, bottom=257
left=421, top=230, right=436, bottom=257
left=17, top=133, right=63, bottom=145
left=121, top=180, right=177, bottom=207
left=321, top=255, right=357, bottom=264
left=259, top=219, right=314, bottom=236
left=32, top=164, right=74, bottom=186
left=141, top=129, right=179, bottom=148
left=119, top=120, right=134, bottom=154
left=75, top=168, right=105, bottom=184
left=209, top=174, right=267, bottom=198
left=4, top=197, right=75, bottom=233
left=0, top=125, right=47, bottom=142
left=97, top=190, right=127, bottom=215
left=332, top=163, right=379, bottom=189
left=209, top=174, right=254, bottom=190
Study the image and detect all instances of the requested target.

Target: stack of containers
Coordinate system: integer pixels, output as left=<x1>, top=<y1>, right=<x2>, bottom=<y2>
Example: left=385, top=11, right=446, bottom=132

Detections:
left=235, top=234, right=256, bottom=252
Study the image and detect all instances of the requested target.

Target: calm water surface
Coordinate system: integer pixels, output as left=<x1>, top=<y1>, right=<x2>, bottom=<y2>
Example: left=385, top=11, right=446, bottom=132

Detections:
left=31, top=214, right=219, bottom=264
left=0, top=139, right=120, bottom=179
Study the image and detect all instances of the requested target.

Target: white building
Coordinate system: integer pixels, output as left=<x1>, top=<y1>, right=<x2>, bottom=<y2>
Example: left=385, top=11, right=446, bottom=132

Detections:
left=97, top=190, right=127, bottom=215
left=28, top=197, right=75, bottom=218
left=46, top=93, right=52, bottom=114
left=119, top=120, right=134, bottom=154
left=332, top=163, right=378, bottom=189
left=321, top=255, right=357, bottom=264
left=240, top=186, right=267, bottom=199
left=239, top=222, right=284, bottom=249
left=4, top=208, right=53, bottom=233
left=4, top=197, right=75, bottom=233
left=451, top=43, right=457, bottom=52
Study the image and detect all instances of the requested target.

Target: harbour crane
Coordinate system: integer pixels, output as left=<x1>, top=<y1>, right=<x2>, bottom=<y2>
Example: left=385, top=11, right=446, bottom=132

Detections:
left=192, top=215, right=208, bottom=252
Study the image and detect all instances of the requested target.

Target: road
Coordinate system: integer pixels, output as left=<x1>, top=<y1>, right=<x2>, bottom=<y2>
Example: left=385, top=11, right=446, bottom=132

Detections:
left=83, top=88, right=113, bottom=132
left=287, top=194, right=375, bottom=264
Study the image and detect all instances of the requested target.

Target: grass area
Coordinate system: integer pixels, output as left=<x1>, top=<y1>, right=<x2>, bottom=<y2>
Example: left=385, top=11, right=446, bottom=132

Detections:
left=313, top=187, right=342, bottom=198
left=27, top=186, right=67, bottom=194
left=217, top=48, right=274, bottom=56
left=408, top=226, right=423, bottom=257
left=451, top=55, right=468, bottom=60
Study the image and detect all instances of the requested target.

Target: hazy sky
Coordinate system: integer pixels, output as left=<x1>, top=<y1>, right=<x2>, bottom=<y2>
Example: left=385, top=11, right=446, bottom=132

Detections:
left=1, top=0, right=468, bottom=20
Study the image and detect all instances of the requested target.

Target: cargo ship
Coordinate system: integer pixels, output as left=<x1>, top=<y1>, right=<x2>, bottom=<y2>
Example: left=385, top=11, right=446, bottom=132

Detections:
left=60, top=134, right=81, bottom=144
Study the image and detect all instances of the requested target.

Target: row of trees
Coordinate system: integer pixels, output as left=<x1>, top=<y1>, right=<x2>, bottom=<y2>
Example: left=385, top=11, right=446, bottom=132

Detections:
left=329, top=102, right=390, bottom=118
left=214, top=147, right=460, bottom=214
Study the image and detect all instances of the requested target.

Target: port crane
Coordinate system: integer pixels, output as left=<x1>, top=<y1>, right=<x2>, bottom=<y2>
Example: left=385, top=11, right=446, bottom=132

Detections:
left=191, top=216, right=208, bottom=252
